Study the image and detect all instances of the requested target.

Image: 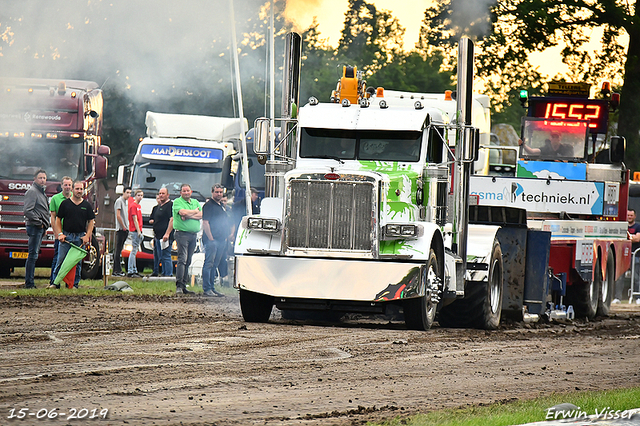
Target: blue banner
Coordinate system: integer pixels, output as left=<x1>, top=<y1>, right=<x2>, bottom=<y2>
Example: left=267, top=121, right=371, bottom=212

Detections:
left=140, top=144, right=223, bottom=161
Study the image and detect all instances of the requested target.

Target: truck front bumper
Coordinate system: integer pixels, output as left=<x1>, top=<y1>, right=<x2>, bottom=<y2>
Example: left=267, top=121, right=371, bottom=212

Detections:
left=235, top=255, right=425, bottom=302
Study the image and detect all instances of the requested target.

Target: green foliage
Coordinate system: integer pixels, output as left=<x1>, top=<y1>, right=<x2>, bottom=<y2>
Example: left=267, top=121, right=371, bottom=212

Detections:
left=418, top=0, right=639, bottom=169
left=300, top=20, right=341, bottom=104
left=338, top=0, right=405, bottom=75
left=368, top=51, right=454, bottom=94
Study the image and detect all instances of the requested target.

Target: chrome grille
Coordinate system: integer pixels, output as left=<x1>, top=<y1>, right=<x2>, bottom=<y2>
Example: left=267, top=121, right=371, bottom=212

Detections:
left=0, top=204, right=24, bottom=213
left=0, top=231, right=26, bottom=241
left=288, top=180, right=373, bottom=251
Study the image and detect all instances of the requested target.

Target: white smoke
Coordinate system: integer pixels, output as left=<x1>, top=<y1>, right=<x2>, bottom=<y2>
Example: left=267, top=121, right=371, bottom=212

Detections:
left=0, top=0, right=274, bottom=115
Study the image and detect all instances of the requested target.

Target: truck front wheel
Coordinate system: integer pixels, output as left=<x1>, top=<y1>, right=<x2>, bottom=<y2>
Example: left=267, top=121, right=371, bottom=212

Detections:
left=404, top=249, right=441, bottom=331
left=240, top=289, right=274, bottom=323
left=437, top=240, right=503, bottom=330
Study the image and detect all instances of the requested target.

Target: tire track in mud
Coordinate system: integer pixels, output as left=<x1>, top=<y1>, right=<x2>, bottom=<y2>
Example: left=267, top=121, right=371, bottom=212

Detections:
left=1, top=296, right=640, bottom=425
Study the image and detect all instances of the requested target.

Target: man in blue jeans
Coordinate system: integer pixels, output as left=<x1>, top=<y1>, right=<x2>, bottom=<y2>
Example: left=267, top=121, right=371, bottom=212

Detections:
left=149, top=187, right=174, bottom=276
left=23, top=169, right=50, bottom=289
left=53, top=181, right=95, bottom=288
left=48, top=176, right=76, bottom=288
left=201, top=184, right=231, bottom=297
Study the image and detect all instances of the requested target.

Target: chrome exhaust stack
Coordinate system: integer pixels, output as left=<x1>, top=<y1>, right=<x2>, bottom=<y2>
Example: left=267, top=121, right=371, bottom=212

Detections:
left=452, top=37, right=475, bottom=265
left=263, top=32, right=302, bottom=198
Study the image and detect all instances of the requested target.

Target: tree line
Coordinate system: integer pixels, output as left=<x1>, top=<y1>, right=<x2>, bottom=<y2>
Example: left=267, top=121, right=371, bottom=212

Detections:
left=0, top=0, right=635, bottom=174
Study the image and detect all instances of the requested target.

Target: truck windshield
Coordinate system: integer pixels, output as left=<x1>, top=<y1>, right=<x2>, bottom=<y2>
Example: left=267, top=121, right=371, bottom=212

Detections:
left=0, top=138, right=82, bottom=181
left=131, top=163, right=221, bottom=202
left=520, top=117, right=588, bottom=162
left=238, top=155, right=266, bottom=190
left=299, top=128, right=422, bottom=162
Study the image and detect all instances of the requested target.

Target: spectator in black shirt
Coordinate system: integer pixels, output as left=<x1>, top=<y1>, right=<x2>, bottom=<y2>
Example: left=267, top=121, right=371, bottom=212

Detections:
left=52, top=181, right=95, bottom=288
left=201, top=184, right=231, bottom=297
left=149, top=187, right=174, bottom=277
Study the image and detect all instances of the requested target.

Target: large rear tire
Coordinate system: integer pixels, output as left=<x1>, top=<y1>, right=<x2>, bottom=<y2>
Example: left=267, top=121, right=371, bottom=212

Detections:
left=567, top=262, right=598, bottom=319
left=239, top=289, right=274, bottom=323
left=438, top=240, right=503, bottom=330
left=404, top=249, right=441, bottom=331
left=597, top=250, right=615, bottom=316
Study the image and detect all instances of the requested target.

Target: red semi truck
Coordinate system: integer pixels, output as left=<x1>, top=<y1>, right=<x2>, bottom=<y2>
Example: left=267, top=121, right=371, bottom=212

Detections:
left=471, top=82, right=631, bottom=319
left=0, top=78, right=110, bottom=279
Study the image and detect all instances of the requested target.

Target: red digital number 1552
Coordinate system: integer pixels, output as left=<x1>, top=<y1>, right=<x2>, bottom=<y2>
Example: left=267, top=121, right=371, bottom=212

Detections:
left=544, top=103, right=600, bottom=128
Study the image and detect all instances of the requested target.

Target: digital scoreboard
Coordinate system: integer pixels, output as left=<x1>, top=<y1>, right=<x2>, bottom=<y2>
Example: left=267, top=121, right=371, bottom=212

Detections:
left=528, top=97, right=609, bottom=134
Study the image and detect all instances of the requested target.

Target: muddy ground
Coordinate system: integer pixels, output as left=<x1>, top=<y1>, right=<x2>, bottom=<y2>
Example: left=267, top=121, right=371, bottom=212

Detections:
left=1, top=278, right=640, bottom=426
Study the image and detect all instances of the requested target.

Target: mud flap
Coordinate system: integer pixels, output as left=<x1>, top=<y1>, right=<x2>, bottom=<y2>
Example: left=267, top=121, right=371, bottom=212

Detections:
left=496, top=227, right=527, bottom=319
left=523, top=230, right=551, bottom=315
left=497, top=228, right=551, bottom=319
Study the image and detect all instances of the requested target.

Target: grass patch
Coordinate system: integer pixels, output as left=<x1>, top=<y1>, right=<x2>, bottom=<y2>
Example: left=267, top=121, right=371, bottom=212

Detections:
left=371, top=387, right=640, bottom=426
left=0, top=267, right=234, bottom=297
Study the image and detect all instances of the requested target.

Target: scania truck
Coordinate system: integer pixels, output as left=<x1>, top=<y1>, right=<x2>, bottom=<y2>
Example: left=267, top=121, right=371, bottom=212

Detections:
left=0, top=78, right=110, bottom=279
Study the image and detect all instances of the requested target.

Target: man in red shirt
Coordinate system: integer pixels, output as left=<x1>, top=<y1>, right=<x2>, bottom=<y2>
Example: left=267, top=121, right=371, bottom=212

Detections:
left=127, top=190, right=144, bottom=278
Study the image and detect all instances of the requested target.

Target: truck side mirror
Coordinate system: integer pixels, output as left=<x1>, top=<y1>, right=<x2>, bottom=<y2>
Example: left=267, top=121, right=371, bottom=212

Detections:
left=610, top=136, right=625, bottom=164
left=462, top=127, right=478, bottom=162
left=117, top=165, right=125, bottom=185
left=97, top=145, right=110, bottom=156
left=94, top=155, right=108, bottom=179
left=221, top=156, right=234, bottom=190
left=473, top=128, right=480, bottom=162
left=254, top=118, right=270, bottom=155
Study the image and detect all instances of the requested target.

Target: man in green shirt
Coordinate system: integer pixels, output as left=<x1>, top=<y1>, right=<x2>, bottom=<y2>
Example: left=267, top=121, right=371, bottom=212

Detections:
left=48, top=176, right=76, bottom=288
left=172, top=183, right=202, bottom=294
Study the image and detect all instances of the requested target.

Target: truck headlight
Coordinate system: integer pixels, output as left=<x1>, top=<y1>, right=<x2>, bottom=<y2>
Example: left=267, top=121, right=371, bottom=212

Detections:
left=248, top=217, right=263, bottom=228
left=386, top=224, right=401, bottom=236
left=383, top=224, right=420, bottom=239
left=246, top=217, right=281, bottom=232
left=401, top=225, right=416, bottom=236
left=262, top=219, right=278, bottom=230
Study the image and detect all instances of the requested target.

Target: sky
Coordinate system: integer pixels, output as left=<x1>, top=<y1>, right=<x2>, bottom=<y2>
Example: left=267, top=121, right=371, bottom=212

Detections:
left=281, top=0, right=605, bottom=79
left=284, top=0, right=431, bottom=52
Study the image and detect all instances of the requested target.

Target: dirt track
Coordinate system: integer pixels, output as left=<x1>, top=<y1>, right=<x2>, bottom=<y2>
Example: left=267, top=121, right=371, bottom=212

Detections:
left=1, top=289, right=640, bottom=426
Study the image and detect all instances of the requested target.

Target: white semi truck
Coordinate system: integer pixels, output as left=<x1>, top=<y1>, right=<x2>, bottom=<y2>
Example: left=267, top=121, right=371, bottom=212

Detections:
left=117, top=112, right=246, bottom=270
left=233, top=34, right=564, bottom=330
